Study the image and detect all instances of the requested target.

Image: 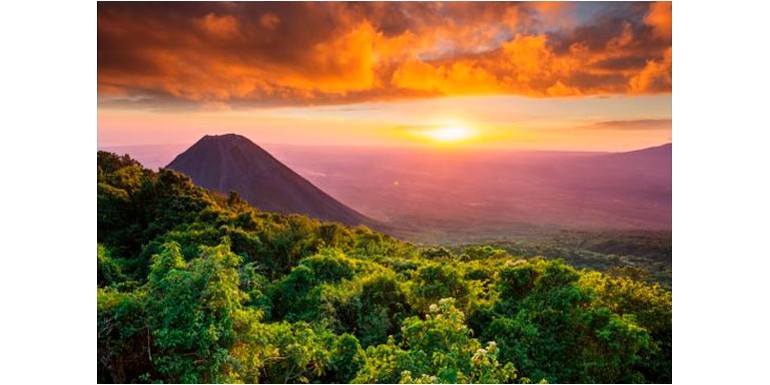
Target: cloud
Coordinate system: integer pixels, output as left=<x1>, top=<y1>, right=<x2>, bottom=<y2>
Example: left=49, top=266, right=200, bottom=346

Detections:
left=259, top=13, right=280, bottom=30
left=629, top=47, right=672, bottom=93
left=195, top=13, right=240, bottom=39
left=589, top=119, right=672, bottom=131
left=645, top=2, right=672, bottom=40
left=98, top=2, right=672, bottom=109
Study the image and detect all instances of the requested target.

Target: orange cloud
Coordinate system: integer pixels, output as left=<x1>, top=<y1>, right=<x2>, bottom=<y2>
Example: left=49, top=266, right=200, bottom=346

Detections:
left=195, top=13, right=240, bottom=39
left=645, top=2, right=672, bottom=40
left=98, top=2, right=672, bottom=108
left=630, top=47, right=672, bottom=93
left=607, top=22, right=634, bottom=51
left=589, top=119, right=672, bottom=131
left=259, top=13, right=280, bottom=30
left=392, top=59, right=502, bottom=95
left=301, top=22, right=379, bottom=93
left=547, top=81, right=583, bottom=97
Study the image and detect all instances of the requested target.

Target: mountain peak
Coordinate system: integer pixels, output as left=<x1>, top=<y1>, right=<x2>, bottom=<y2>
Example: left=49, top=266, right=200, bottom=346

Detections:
left=201, top=133, right=248, bottom=140
left=167, top=134, right=372, bottom=226
left=198, top=133, right=256, bottom=146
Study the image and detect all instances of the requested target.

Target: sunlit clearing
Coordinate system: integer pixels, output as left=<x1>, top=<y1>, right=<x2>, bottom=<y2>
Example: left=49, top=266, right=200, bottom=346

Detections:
left=424, top=126, right=476, bottom=143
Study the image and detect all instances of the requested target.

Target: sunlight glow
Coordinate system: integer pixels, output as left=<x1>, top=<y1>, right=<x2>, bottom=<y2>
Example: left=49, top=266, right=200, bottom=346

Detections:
left=423, top=126, right=476, bottom=143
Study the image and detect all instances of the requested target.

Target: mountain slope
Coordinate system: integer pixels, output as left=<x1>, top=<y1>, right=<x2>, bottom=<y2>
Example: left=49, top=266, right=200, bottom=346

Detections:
left=601, top=142, right=672, bottom=168
left=166, top=134, right=372, bottom=226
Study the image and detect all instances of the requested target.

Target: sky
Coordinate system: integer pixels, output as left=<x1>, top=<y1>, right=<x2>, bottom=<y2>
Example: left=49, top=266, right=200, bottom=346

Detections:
left=98, top=1, right=672, bottom=151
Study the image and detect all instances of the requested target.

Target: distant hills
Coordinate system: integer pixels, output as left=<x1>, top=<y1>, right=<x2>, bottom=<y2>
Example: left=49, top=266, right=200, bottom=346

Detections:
left=135, top=136, right=674, bottom=243
left=603, top=142, right=672, bottom=166
left=265, top=142, right=672, bottom=242
left=167, top=134, right=372, bottom=227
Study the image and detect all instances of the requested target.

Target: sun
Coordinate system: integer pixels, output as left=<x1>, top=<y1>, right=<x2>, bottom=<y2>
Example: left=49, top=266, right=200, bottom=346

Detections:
left=424, top=126, right=476, bottom=143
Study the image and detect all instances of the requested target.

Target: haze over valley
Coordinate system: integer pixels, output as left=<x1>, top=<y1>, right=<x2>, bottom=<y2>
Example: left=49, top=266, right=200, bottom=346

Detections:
left=102, top=137, right=671, bottom=244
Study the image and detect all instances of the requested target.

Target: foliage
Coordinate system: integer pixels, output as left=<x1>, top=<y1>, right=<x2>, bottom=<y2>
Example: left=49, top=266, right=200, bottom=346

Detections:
left=97, top=152, right=672, bottom=383
left=469, top=231, right=672, bottom=289
left=484, top=260, right=659, bottom=383
left=354, top=298, right=522, bottom=384
left=405, top=263, right=472, bottom=314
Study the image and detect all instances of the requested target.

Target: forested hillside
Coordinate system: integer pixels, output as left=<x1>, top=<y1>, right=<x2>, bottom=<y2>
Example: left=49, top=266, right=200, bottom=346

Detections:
left=97, top=151, right=672, bottom=383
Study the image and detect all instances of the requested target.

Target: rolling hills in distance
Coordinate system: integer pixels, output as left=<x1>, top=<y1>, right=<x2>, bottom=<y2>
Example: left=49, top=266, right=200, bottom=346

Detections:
left=102, top=134, right=671, bottom=245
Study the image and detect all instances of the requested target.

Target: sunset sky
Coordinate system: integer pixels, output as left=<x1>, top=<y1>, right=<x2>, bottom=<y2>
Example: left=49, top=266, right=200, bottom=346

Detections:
left=98, top=1, right=672, bottom=151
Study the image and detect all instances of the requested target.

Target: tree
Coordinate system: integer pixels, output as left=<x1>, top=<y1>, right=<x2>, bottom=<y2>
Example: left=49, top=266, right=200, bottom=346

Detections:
left=145, top=240, right=260, bottom=383
left=354, top=298, right=522, bottom=384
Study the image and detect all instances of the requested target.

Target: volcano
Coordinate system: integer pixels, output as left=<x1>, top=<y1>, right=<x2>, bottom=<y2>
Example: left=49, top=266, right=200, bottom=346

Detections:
left=167, top=134, right=372, bottom=226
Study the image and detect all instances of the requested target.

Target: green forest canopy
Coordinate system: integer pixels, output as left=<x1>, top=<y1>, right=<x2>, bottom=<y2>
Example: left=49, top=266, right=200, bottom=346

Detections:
left=97, top=151, right=672, bottom=383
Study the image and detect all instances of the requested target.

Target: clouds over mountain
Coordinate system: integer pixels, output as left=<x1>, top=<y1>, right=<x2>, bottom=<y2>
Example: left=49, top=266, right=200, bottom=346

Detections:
left=98, top=2, right=672, bottom=109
